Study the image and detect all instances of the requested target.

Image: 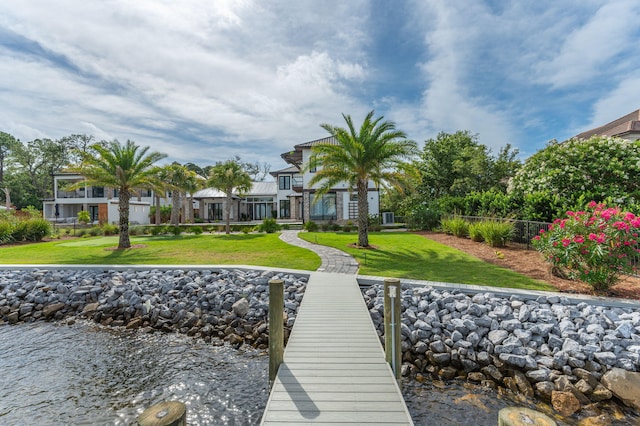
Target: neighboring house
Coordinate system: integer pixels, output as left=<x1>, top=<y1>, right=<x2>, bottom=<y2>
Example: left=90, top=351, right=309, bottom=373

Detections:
left=42, top=173, right=166, bottom=224
left=274, top=136, right=380, bottom=223
left=193, top=181, right=278, bottom=222
left=574, top=109, right=640, bottom=141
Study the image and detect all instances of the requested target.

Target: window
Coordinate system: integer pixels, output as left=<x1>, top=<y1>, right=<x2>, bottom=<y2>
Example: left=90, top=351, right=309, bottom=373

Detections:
left=209, top=203, right=223, bottom=220
left=279, top=200, right=290, bottom=218
left=279, top=175, right=291, bottom=190
left=310, top=193, right=336, bottom=221
left=91, top=186, right=104, bottom=198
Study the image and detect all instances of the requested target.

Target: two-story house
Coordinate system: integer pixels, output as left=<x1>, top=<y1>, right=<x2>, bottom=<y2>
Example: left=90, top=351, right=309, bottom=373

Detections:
left=272, top=136, right=379, bottom=223
left=42, top=173, right=160, bottom=224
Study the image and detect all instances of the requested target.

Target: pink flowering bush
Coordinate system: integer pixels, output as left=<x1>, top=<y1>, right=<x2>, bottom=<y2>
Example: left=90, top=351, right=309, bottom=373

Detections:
left=532, top=201, right=640, bottom=291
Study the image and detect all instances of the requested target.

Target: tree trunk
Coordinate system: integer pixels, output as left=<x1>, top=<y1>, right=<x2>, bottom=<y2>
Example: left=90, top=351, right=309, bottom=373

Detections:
left=171, top=190, right=180, bottom=225
left=154, top=194, right=161, bottom=224
left=357, top=179, right=369, bottom=247
left=189, top=194, right=195, bottom=223
left=225, top=192, right=232, bottom=234
left=118, top=189, right=131, bottom=249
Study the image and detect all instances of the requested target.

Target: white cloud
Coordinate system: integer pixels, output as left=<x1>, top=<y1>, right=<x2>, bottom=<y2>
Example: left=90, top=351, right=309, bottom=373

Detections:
left=585, top=75, right=640, bottom=128
left=535, top=0, right=640, bottom=88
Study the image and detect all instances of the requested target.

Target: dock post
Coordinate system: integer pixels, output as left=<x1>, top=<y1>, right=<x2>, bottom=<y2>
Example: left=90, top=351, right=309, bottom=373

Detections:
left=268, top=278, right=284, bottom=385
left=137, top=400, right=186, bottom=426
left=384, top=278, right=402, bottom=380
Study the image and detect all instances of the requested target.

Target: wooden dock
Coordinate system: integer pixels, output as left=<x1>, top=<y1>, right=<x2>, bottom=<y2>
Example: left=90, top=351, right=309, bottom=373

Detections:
left=260, top=272, right=413, bottom=425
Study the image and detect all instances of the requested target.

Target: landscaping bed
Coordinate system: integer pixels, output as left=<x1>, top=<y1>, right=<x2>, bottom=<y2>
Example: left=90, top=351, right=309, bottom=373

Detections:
left=416, top=231, right=640, bottom=300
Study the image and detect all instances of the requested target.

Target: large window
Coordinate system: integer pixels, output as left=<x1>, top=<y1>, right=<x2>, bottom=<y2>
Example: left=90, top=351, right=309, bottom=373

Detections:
left=279, top=175, right=291, bottom=190
left=310, top=193, right=336, bottom=221
left=279, top=200, right=290, bottom=218
left=209, top=203, right=223, bottom=220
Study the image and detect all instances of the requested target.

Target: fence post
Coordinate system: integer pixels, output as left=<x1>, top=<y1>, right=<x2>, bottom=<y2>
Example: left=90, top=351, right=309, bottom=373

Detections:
left=384, top=278, right=402, bottom=380
left=268, top=278, right=284, bottom=385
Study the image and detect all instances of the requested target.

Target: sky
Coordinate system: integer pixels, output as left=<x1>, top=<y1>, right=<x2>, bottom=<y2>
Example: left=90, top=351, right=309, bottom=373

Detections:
left=1, top=0, right=639, bottom=173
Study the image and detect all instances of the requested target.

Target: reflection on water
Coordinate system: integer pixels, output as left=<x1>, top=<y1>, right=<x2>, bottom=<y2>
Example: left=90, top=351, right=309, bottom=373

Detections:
left=1, top=322, right=637, bottom=426
left=0, top=322, right=268, bottom=425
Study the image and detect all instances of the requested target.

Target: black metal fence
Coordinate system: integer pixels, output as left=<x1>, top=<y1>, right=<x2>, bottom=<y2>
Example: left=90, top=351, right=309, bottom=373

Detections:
left=454, top=215, right=550, bottom=250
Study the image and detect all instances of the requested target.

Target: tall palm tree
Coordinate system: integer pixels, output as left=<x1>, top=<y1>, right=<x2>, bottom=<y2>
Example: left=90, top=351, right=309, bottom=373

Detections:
left=183, top=171, right=205, bottom=223
left=207, top=160, right=252, bottom=234
left=308, top=111, right=417, bottom=247
left=74, top=139, right=166, bottom=249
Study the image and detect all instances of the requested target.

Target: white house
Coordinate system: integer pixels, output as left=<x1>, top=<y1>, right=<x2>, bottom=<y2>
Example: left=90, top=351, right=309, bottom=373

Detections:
left=274, top=136, right=380, bottom=223
left=42, top=173, right=164, bottom=224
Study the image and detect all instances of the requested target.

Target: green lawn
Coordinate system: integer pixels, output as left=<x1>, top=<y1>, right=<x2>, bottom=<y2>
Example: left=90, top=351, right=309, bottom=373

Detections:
left=298, top=232, right=554, bottom=291
left=0, top=233, right=321, bottom=270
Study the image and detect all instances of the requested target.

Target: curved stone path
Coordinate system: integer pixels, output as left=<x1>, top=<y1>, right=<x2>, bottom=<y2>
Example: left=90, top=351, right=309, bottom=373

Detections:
left=279, top=230, right=359, bottom=274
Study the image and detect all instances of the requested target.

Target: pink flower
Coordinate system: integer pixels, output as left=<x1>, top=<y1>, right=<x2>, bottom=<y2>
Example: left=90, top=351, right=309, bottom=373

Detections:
left=624, top=212, right=636, bottom=221
left=588, top=233, right=598, bottom=241
left=573, top=236, right=584, bottom=243
left=562, top=239, right=571, bottom=247
left=532, top=235, right=541, bottom=241
left=588, top=201, right=597, bottom=208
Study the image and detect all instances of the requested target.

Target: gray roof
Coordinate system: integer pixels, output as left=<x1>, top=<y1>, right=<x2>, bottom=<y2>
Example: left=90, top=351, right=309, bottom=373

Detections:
left=575, top=109, right=640, bottom=140
left=193, top=181, right=276, bottom=199
left=281, top=136, right=337, bottom=166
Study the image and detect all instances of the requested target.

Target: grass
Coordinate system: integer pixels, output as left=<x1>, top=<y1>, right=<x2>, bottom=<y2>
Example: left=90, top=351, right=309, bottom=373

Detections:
left=298, top=232, right=554, bottom=291
left=0, top=234, right=321, bottom=270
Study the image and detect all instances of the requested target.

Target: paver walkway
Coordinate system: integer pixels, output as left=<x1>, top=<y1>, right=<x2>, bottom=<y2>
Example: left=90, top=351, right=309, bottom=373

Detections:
left=260, top=272, right=413, bottom=425
left=280, top=230, right=359, bottom=274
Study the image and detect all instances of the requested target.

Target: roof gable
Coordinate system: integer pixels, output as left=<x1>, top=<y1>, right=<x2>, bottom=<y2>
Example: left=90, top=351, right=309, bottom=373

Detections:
left=575, top=109, right=640, bottom=139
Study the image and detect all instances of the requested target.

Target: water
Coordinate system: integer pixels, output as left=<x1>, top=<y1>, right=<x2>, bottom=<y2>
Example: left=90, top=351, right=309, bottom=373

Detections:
left=1, top=322, right=637, bottom=425
left=0, top=322, right=269, bottom=425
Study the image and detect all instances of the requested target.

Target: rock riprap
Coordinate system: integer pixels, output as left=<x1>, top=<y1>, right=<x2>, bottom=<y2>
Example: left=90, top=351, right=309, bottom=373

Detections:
left=0, top=268, right=307, bottom=348
left=364, top=284, right=640, bottom=413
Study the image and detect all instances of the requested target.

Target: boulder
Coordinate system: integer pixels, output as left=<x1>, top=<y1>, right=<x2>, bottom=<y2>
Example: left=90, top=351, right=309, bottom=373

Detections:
left=601, top=368, right=640, bottom=410
left=551, top=390, right=581, bottom=416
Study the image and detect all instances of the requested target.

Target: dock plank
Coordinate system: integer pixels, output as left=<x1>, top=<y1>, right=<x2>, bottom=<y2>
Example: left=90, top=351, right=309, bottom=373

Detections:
left=260, top=272, right=413, bottom=425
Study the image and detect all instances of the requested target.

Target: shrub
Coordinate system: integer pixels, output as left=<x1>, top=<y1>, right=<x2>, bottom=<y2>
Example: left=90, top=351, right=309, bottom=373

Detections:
left=77, top=210, right=91, bottom=225
left=468, top=222, right=484, bottom=242
left=281, top=224, right=290, bottom=230
left=191, top=226, right=203, bottom=235
left=150, top=225, right=162, bottom=236
left=404, top=202, right=442, bottom=230
left=11, top=221, right=28, bottom=242
left=101, top=223, right=119, bottom=236
left=476, top=221, right=513, bottom=247
left=532, top=201, right=640, bottom=291
left=343, top=225, right=352, bottom=232
left=88, top=227, right=101, bottom=237
left=320, top=223, right=330, bottom=232
left=304, top=221, right=319, bottom=232
left=258, top=218, right=279, bottom=233
left=24, top=218, right=51, bottom=241
left=171, top=225, right=182, bottom=236
left=441, top=217, right=468, bottom=238
left=0, top=221, right=14, bottom=244
left=331, top=223, right=341, bottom=232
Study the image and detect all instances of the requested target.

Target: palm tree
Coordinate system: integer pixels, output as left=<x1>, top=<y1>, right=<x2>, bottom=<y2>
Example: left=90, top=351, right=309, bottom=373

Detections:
left=74, top=140, right=166, bottom=249
left=308, top=111, right=417, bottom=247
left=207, top=160, right=252, bottom=234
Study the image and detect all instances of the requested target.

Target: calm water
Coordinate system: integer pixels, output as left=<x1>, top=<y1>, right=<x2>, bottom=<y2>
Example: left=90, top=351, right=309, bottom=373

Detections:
left=0, top=322, right=637, bottom=425
left=0, top=322, right=269, bottom=425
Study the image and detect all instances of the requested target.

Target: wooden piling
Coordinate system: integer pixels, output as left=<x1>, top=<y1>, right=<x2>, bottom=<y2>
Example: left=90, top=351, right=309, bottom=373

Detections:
left=137, top=401, right=186, bottom=426
left=268, top=278, right=284, bottom=384
left=384, top=278, right=402, bottom=380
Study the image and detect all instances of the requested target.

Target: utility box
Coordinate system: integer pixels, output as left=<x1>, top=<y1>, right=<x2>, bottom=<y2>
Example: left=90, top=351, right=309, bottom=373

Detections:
left=382, top=211, right=394, bottom=225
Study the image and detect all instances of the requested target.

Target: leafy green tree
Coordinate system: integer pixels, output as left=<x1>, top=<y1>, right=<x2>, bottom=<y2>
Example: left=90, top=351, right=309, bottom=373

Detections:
left=508, top=136, right=640, bottom=210
left=73, top=140, right=166, bottom=249
left=0, top=132, right=19, bottom=187
left=9, top=138, right=70, bottom=207
left=418, top=131, right=515, bottom=198
left=308, top=110, right=417, bottom=247
left=207, top=159, right=252, bottom=234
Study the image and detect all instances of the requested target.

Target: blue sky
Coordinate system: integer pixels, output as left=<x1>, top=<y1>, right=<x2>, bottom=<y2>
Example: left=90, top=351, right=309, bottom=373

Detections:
left=1, top=0, right=639, bottom=172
